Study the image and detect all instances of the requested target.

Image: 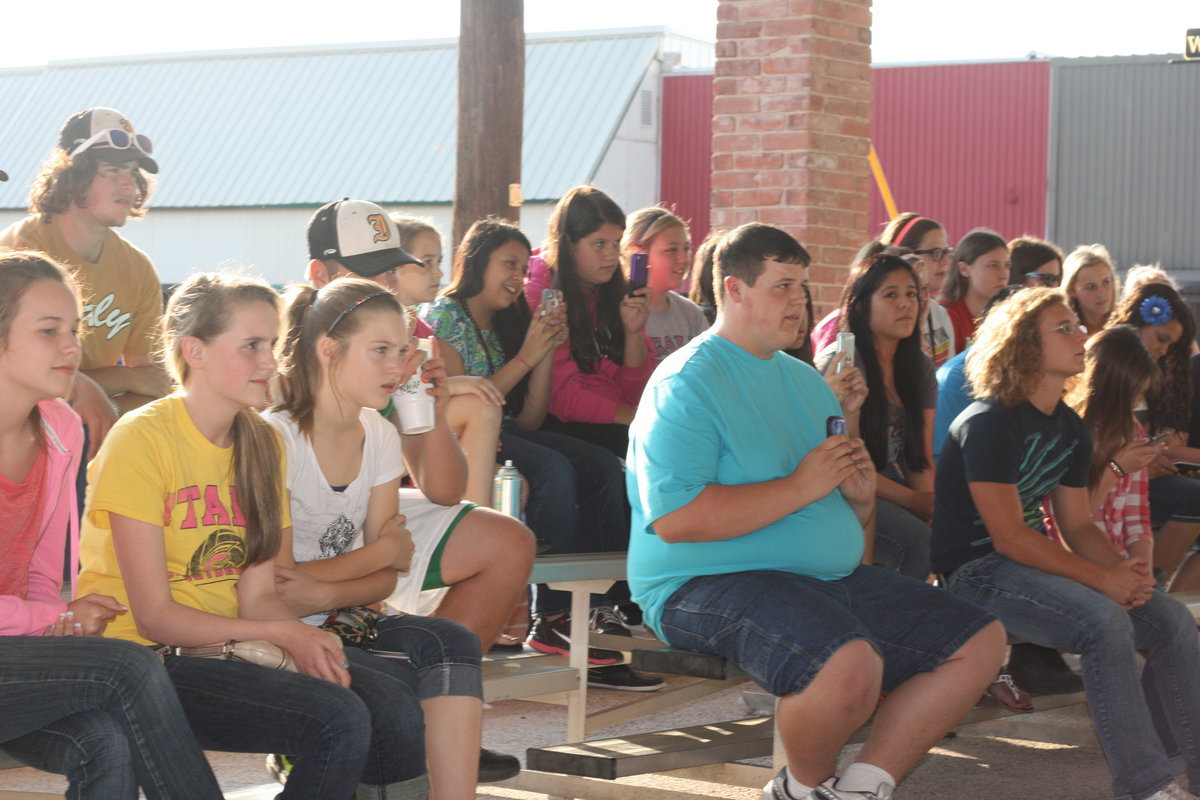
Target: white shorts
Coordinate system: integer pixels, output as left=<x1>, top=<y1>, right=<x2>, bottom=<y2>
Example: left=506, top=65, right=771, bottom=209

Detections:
left=384, top=488, right=474, bottom=615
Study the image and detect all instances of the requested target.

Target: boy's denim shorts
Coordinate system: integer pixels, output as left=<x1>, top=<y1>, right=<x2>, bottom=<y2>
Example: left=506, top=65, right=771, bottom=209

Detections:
left=657, top=564, right=995, bottom=697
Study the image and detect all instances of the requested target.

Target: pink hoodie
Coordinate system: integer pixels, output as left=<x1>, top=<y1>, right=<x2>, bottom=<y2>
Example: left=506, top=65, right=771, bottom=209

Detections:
left=0, top=398, right=82, bottom=635
left=525, top=251, right=655, bottom=423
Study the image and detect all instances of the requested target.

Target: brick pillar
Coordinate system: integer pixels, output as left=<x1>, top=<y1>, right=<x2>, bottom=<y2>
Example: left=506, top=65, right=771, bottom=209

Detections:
left=712, top=0, right=872, bottom=317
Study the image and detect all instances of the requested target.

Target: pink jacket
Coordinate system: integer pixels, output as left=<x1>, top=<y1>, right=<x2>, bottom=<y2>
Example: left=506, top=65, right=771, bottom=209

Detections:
left=0, top=399, right=82, bottom=635
left=548, top=286, right=656, bottom=424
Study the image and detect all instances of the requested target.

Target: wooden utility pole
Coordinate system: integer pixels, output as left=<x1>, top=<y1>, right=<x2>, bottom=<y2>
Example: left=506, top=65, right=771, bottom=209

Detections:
left=454, top=0, right=524, bottom=249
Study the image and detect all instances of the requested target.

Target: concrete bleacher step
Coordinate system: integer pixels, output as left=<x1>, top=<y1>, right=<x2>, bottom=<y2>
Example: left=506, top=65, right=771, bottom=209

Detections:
left=526, top=715, right=774, bottom=780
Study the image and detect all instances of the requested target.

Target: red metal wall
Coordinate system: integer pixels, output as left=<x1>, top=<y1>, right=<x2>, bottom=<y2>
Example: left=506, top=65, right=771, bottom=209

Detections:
left=660, top=73, right=713, bottom=245
left=660, top=60, right=1052, bottom=248
left=869, top=61, right=1051, bottom=244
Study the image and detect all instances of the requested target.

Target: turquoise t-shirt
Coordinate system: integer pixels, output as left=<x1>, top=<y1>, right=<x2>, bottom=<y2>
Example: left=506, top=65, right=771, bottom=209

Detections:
left=626, top=331, right=865, bottom=636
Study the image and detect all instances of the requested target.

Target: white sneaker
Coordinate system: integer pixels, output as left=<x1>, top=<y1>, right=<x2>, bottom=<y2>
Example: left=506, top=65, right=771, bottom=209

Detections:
left=1145, top=783, right=1200, bottom=800
left=760, top=772, right=879, bottom=800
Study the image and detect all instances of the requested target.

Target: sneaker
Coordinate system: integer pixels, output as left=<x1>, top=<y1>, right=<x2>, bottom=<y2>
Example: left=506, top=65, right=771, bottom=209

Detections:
left=1006, top=642, right=1084, bottom=695
left=616, top=602, right=644, bottom=628
left=589, top=605, right=632, bottom=636
left=762, top=771, right=887, bottom=800
left=587, top=664, right=665, bottom=691
left=478, top=747, right=521, bottom=783
left=1146, top=783, right=1200, bottom=800
left=527, top=613, right=621, bottom=665
left=265, top=753, right=293, bottom=785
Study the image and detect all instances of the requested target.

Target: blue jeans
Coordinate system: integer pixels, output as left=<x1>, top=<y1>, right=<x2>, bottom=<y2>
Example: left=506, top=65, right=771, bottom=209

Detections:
left=874, top=497, right=932, bottom=580
left=1149, top=473, right=1200, bottom=529
left=372, top=613, right=482, bottom=700
left=0, top=636, right=220, bottom=800
left=163, top=648, right=427, bottom=799
left=658, top=566, right=994, bottom=697
left=948, top=552, right=1200, bottom=800
left=500, top=425, right=630, bottom=615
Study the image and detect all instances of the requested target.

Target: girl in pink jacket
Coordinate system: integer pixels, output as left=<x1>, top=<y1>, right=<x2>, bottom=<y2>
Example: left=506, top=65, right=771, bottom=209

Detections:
left=0, top=250, right=219, bottom=799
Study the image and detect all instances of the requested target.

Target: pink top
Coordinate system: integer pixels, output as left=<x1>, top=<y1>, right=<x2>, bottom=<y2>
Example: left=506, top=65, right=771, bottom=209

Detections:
left=1045, top=420, right=1152, bottom=557
left=523, top=249, right=554, bottom=310
left=810, top=309, right=841, bottom=355
left=533, top=262, right=656, bottom=424
left=0, top=399, right=83, bottom=635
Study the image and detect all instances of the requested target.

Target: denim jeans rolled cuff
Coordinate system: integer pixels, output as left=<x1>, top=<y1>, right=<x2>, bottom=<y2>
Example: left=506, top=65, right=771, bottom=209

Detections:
left=657, top=566, right=993, bottom=698
left=873, top=496, right=932, bottom=580
left=947, top=551, right=1200, bottom=800
left=373, top=614, right=483, bottom=700
left=1148, top=473, right=1200, bottom=528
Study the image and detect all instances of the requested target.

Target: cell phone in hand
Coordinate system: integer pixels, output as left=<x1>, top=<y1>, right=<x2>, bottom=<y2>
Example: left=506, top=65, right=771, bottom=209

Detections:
left=835, top=332, right=855, bottom=374
left=628, top=252, right=649, bottom=294
left=540, top=288, right=563, bottom=317
left=826, top=415, right=847, bottom=437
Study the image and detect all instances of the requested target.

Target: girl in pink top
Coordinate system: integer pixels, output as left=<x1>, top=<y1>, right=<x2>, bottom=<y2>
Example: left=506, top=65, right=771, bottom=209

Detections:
left=527, top=185, right=655, bottom=457
left=0, top=250, right=219, bottom=799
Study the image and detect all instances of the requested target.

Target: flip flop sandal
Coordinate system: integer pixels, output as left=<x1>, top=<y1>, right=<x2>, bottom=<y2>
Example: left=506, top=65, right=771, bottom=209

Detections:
left=985, top=670, right=1034, bottom=713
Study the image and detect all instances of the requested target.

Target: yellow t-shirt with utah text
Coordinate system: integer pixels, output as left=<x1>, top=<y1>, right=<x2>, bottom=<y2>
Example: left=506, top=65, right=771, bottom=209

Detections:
left=78, top=394, right=290, bottom=645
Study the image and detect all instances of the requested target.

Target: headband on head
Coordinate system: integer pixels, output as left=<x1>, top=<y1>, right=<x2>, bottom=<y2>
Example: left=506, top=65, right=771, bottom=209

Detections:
left=1139, top=295, right=1175, bottom=327
left=890, top=215, right=927, bottom=248
left=326, top=290, right=393, bottom=334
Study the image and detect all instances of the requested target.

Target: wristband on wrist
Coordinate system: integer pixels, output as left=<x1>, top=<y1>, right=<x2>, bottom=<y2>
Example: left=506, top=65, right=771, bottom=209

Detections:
left=1107, top=459, right=1126, bottom=478
left=514, top=354, right=533, bottom=371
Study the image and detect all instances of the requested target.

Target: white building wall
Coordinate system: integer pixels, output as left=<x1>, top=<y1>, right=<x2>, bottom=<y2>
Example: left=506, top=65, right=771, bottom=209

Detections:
left=0, top=204, right=557, bottom=287
left=589, top=61, right=662, bottom=214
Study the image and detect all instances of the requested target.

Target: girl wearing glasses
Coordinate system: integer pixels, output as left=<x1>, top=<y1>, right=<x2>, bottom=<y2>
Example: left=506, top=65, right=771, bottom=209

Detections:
left=815, top=254, right=935, bottom=581
left=1062, top=244, right=1118, bottom=339
left=940, top=228, right=1010, bottom=353
left=620, top=207, right=709, bottom=363
left=1008, top=236, right=1064, bottom=289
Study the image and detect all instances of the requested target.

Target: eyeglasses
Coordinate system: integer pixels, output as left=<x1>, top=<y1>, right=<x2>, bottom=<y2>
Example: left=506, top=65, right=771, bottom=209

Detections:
left=1042, top=321, right=1087, bottom=337
left=912, top=247, right=953, bottom=262
left=69, top=128, right=154, bottom=160
left=1025, top=272, right=1061, bottom=287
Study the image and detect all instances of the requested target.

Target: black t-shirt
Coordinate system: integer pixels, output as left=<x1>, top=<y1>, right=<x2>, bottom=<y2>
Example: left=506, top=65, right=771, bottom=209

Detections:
left=931, top=396, right=1091, bottom=575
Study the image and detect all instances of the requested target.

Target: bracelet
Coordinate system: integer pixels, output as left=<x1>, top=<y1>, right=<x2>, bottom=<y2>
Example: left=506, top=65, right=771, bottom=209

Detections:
left=514, top=355, right=533, bottom=371
left=1107, top=459, right=1126, bottom=478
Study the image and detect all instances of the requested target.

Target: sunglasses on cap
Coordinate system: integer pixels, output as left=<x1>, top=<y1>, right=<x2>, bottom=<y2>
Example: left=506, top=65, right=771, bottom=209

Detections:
left=69, top=128, right=154, bottom=160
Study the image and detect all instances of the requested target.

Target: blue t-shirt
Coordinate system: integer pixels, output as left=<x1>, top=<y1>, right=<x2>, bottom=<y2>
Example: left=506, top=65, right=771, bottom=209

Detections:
left=626, top=331, right=865, bottom=636
left=933, top=348, right=971, bottom=459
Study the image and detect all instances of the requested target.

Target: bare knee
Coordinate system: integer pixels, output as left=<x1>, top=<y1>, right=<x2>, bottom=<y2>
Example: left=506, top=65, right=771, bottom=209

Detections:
left=784, top=639, right=883, bottom=717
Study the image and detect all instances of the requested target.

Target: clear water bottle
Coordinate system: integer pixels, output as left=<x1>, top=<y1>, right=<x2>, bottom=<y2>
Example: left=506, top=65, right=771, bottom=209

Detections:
left=492, top=460, right=521, bottom=518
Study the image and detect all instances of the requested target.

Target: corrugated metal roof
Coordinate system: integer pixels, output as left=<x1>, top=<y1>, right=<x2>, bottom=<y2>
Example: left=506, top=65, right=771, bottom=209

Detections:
left=1047, top=55, right=1200, bottom=271
left=869, top=61, right=1051, bottom=243
left=0, top=28, right=701, bottom=209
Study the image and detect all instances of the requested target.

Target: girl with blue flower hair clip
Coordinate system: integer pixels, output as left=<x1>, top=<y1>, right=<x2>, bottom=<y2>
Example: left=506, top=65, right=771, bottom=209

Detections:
left=1108, top=280, right=1200, bottom=590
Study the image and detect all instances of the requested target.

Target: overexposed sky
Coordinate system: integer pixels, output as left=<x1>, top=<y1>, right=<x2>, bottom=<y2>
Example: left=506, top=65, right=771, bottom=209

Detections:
left=1, top=0, right=1196, bottom=69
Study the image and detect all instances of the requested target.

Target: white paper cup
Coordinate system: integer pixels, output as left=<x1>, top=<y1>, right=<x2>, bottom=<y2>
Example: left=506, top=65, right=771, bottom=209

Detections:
left=394, top=339, right=435, bottom=434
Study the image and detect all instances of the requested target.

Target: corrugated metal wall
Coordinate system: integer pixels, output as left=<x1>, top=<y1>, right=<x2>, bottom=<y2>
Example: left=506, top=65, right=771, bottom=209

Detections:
left=869, top=61, right=1051, bottom=244
left=1048, top=55, right=1200, bottom=272
left=660, top=72, right=713, bottom=243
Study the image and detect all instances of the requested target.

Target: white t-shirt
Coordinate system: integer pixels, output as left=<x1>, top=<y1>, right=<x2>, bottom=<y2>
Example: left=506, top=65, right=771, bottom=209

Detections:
left=263, top=408, right=404, bottom=621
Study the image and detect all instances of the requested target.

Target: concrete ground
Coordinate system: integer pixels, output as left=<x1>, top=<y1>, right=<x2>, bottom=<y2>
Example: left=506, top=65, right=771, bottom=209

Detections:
left=0, top=672, right=1123, bottom=800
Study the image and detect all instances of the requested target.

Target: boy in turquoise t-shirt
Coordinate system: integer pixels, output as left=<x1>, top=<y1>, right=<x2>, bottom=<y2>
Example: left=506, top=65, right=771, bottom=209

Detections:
left=626, top=223, right=1004, bottom=800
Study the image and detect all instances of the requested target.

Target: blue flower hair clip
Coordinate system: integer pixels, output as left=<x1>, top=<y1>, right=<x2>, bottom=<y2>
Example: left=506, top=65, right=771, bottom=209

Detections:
left=1139, top=295, right=1174, bottom=327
